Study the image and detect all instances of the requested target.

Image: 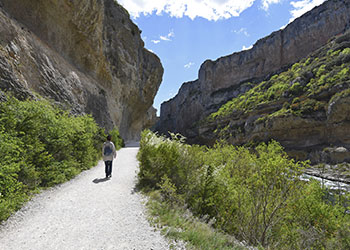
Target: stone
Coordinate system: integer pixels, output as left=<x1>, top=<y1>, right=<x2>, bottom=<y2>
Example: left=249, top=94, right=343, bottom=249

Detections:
left=0, top=0, right=163, bottom=140
left=327, top=95, right=350, bottom=123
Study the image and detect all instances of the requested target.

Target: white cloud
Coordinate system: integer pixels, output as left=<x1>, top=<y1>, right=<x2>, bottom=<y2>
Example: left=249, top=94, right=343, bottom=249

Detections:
left=168, top=30, right=175, bottom=38
left=160, top=30, right=175, bottom=41
left=151, top=40, right=160, bottom=44
left=118, top=0, right=256, bottom=21
left=242, top=45, right=253, bottom=51
left=184, top=62, right=195, bottom=69
left=153, top=30, right=175, bottom=44
left=160, top=36, right=171, bottom=41
left=262, top=0, right=282, bottom=11
left=233, top=27, right=249, bottom=37
left=289, top=0, right=326, bottom=22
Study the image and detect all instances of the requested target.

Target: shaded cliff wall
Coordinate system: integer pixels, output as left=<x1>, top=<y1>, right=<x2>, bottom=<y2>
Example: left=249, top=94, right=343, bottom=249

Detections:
left=0, top=0, right=163, bottom=140
left=157, top=0, right=350, bottom=139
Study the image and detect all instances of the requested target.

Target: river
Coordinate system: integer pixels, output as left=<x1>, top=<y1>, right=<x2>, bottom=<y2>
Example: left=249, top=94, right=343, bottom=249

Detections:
left=301, top=174, right=350, bottom=192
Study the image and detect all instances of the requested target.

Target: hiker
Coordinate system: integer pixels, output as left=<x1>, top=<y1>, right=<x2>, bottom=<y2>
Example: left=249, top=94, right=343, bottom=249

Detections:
left=102, top=135, right=117, bottom=178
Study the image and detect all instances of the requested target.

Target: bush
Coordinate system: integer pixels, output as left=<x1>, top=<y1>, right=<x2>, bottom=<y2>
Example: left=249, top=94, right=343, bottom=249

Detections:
left=108, top=127, right=124, bottom=150
left=138, top=130, right=350, bottom=249
left=137, top=130, right=205, bottom=192
left=0, top=94, right=102, bottom=221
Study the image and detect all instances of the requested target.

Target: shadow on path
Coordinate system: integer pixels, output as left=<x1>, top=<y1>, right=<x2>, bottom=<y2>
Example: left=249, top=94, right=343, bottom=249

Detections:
left=131, top=185, right=141, bottom=195
left=92, top=177, right=110, bottom=184
left=124, top=141, right=140, bottom=148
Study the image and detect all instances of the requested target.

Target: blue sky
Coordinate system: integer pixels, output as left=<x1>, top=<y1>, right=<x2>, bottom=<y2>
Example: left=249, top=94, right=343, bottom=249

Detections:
left=117, top=0, right=326, bottom=114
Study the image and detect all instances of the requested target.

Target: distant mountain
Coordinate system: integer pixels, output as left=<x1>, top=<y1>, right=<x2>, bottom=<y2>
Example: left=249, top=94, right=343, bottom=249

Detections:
left=156, top=0, right=350, bottom=164
left=0, top=0, right=163, bottom=140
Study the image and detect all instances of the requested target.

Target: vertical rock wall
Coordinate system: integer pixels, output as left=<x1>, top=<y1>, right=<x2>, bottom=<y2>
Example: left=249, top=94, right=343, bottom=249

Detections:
left=0, top=0, right=163, bottom=140
left=157, top=0, right=350, bottom=139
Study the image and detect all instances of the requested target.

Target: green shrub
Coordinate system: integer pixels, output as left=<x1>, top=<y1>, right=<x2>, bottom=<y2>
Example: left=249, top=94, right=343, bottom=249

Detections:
left=108, top=127, right=124, bottom=150
left=342, top=48, right=350, bottom=55
left=138, top=131, right=350, bottom=249
left=279, top=181, right=350, bottom=249
left=137, top=130, right=205, bottom=193
left=290, top=82, right=304, bottom=95
left=0, top=94, right=102, bottom=221
left=330, top=88, right=350, bottom=104
left=202, top=141, right=306, bottom=247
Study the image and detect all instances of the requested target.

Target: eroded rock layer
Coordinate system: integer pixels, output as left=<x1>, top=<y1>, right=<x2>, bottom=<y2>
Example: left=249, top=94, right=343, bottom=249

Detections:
left=0, top=0, right=163, bottom=140
left=157, top=0, right=350, bottom=146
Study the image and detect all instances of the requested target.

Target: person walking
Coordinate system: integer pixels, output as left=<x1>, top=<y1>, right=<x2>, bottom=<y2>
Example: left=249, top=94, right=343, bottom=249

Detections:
left=102, top=135, right=117, bottom=178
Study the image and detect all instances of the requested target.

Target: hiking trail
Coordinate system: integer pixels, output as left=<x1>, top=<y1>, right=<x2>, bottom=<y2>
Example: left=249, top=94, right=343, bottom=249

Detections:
left=0, top=142, right=181, bottom=250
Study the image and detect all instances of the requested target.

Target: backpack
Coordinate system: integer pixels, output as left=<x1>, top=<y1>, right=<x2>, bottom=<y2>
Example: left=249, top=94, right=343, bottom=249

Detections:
left=104, top=144, right=113, bottom=156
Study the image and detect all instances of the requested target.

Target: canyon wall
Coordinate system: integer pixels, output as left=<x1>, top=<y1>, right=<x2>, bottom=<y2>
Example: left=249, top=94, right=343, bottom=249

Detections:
left=157, top=0, right=350, bottom=142
left=0, top=0, right=163, bottom=140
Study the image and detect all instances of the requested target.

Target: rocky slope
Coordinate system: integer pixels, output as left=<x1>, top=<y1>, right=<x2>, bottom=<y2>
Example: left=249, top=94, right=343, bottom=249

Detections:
left=0, top=0, right=163, bottom=140
left=157, top=0, right=350, bottom=148
left=201, top=29, right=350, bottom=164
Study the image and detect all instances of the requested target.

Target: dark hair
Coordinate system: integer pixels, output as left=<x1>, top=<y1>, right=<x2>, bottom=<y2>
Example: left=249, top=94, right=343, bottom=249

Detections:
left=107, top=135, right=112, bottom=141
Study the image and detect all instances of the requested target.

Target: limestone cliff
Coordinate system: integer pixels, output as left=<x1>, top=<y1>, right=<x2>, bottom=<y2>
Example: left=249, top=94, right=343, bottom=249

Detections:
left=0, top=0, right=163, bottom=140
left=157, top=0, right=350, bottom=146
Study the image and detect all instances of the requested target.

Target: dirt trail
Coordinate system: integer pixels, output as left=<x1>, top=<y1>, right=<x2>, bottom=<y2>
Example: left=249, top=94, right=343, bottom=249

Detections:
left=0, top=143, right=173, bottom=250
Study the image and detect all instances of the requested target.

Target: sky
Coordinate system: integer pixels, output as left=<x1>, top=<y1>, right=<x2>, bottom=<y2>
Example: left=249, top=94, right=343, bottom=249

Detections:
left=117, top=0, right=326, bottom=114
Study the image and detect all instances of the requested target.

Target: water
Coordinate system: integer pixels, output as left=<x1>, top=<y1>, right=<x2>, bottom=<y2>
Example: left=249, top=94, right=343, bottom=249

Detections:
left=301, top=174, right=350, bottom=213
left=301, top=174, right=350, bottom=192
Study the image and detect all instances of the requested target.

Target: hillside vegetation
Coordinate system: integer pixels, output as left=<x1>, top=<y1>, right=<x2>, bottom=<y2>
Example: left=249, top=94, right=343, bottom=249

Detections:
left=210, top=32, right=350, bottom=122
left=138, top=130, right=350, bottom=249
left=0, top=93, right=123, bottom=222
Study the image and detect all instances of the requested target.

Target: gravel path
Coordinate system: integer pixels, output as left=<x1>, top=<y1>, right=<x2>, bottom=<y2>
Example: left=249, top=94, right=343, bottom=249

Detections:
left=0, top=143, right=173, bottom=250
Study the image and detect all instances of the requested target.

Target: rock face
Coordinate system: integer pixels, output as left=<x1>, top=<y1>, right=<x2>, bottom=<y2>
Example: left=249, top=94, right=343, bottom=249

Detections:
left=0, top=0, right=163, bottom=140
left=157, top=0, right=350, bottom=142
left=193, top=25, right=350, bottom=167
left=205, top=94, right=350, bottom=164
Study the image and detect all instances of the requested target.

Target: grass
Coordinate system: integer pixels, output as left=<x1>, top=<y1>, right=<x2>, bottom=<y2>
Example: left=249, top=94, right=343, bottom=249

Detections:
left=145, top=190, right=251, bottom=250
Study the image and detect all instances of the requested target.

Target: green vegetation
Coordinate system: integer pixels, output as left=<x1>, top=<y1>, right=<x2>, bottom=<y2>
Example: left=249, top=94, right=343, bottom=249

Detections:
left=109, top=127, right=125, bottom=150
left=329, top=88, right=350, bottom=104
left=146, top=191, right=245, bottom=250
left=0, top=94, right=123, bottom=222
left=209, top=32, right=350, bottom=121
left=138, top=130, right=350, bottom=249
